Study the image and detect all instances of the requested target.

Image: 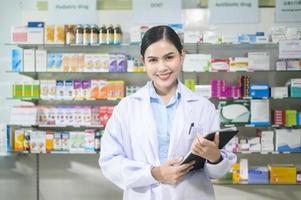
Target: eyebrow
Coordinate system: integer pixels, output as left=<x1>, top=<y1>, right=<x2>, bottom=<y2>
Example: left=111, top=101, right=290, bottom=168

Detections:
left=146, top=52, right=175, bottom=59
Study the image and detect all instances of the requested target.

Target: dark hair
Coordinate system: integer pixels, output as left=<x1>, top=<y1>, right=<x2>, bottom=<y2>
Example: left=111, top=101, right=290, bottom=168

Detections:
left=140, top=25, right=183, bottom=58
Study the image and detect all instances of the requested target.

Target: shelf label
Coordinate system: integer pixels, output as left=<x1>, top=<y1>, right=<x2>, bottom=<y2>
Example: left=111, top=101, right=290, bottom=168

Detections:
left=276, top=0, right=301, bottom=22
left=279, top=40, right=301, bottom=59
left=209, top=0, right=259, bottom=24
left=48, top=0, right=97, bottom=24
left=133, top=0, right=181, bottom=24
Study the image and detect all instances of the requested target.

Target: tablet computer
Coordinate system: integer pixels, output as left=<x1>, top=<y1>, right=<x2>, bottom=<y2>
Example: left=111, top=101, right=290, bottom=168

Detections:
left=180, top=127, right=238, bottom=171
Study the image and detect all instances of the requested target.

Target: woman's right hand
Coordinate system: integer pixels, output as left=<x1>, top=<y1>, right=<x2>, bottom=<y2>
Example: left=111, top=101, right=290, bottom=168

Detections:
left=151, top=158, right=195, bottom=185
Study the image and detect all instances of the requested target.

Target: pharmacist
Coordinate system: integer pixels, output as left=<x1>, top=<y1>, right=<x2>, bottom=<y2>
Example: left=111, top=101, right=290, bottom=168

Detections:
left=99, top=25, right=236, bottom=200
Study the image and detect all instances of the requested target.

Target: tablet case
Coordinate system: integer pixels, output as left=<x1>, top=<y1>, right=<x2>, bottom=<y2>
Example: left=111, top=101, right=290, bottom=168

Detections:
left=181, top=127, right=238, bottom=171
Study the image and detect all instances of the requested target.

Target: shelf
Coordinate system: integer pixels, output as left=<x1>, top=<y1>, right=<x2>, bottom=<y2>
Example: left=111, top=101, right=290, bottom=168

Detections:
left=210, top=97, right=301, bottom=100
left=5, top=42, right=138, bottom=48
left=8, top=124, right=104, bottom=129
left=5, top=42, right=197, bottom=50
left=7, top=98, right=120, bottom=105
left=6, top=71, right=148, bottom=79
left=211, top=179, right=301, bottom=185
left=198, top=43, right=278, bottom=49
left=9, top=150, right=99, bottom=155
left=236, top=151, right=301, bottom=155
left=223, top=124, right=301, bottom=128
left=184, top=70, right=301, bottom=73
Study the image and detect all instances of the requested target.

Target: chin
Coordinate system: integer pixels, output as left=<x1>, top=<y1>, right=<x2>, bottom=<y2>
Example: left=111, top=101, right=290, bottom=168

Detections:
left=154, top=78, right=177, bottom=89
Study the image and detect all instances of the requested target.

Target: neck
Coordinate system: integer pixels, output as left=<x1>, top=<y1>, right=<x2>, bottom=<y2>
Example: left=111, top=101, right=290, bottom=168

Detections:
left=153, top=81, right=178, bottom=104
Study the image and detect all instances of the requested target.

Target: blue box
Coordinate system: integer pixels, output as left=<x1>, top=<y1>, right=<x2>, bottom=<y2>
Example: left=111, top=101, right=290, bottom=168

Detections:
left=297, top=112, right=301, bottom=126
left=250, top=84, right=270, bottom=98
left=291, top=87, right=301, bottom=97
left=27, top=21, right=44, bottom=28
left=11, top=49, right=22, bottom=72
left=248, top=167, right=269, bottom=184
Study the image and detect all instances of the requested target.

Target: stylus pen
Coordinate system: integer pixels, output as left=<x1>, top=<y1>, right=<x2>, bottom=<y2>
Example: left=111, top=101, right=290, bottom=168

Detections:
left=188, top=122, right=194, bottom=135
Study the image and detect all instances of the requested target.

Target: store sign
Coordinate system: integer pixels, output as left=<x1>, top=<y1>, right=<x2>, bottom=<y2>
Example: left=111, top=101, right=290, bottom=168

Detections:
left=48, top=0, right=97, bottom=24
left=209, top=0, right=258, bottom=24
left=132, top=0, right=181, bottom=24
left=276, top=0, right=301, bottom=22
left=279, top=40, right=301, bottom=59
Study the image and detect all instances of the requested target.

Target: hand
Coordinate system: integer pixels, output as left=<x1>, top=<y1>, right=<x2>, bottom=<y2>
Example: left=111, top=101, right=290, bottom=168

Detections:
left=191, top=132, right=221, bottom=163
left=151, top=158, right=195, bottom=185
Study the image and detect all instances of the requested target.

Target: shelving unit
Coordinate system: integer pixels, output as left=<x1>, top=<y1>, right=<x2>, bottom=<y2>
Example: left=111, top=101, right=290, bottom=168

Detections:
left=6, top=40, right=301, bottom=198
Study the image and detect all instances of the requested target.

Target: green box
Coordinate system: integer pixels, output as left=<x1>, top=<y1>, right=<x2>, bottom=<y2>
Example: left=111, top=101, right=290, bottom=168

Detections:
left=23, top=83, right=32, bottom=98
left=285, top=110, right=297, bottom=127
left=13, top=83, right=23, bottom=98
left=184, top=79, right=195, bottom=92
left=32, top=84, right=40, bottom=99
left=290, top=87, right=301, bottom=97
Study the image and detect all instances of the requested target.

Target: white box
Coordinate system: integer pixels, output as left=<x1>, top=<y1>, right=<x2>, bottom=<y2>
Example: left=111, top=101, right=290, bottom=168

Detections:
left=184, top=30, right=201, bottom=43
left=40, top=80, right=48, bottom=100
left=271, top=87, right=288, bottom=99
left=249, top=137, right=261, bottom=152
left=240, top=159, right=248, bottom=180
left=250, top=99, right=270, bottom=125
left=222, top=35, right=238, bottom=44
left=275, top=129, right=301, bottom=152
left=64, top=80, right=74, bottom=100
left=0, top=124, right=7, bottom=156
left=56, top=80, right=64, bottom=100
left=276, top=60, right=287, bottom=71
left=256, top=36, right=269, bottom=43
left=23, top=49, right=35, bottom=72
left=229, top=57, right=248, bottom=71
left=203, top=31, right=221, bottom=44
left=248, top=52, right=270, bottom=71
left=27, top=27, right=44, bottom=44
left=35, top=50, right=47, bottom=72
left=183, top=54, right=211, bottom=72
left=11, top=26, right=28, bottom=43
left=48, top=80, right=56, bottom=100
left=130, top=26, right=141, bottom=44
left=10, top=106, right=38, bottom=126
left=194, top=85, right=212, bottom=99
left=56, top=107, right=65, bottom=126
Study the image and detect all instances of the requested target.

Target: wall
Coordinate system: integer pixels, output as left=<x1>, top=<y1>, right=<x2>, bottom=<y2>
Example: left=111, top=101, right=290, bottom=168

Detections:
left=0, top=1, right=300, bottom=200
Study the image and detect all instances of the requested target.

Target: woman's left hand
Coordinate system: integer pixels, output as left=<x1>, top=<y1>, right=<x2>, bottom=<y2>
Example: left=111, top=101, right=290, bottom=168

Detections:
left=190, top=133, right=221, bottom=163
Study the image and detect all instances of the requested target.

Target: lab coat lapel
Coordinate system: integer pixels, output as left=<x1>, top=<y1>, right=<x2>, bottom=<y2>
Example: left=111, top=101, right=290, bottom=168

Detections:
left=133, top=86, right=160, bottom=165
left=168, top=83, right=197, bottom=159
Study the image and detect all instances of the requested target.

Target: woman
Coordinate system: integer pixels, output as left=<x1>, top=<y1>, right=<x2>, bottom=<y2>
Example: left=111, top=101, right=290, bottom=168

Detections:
left=99, top=25, right=236, bottom=200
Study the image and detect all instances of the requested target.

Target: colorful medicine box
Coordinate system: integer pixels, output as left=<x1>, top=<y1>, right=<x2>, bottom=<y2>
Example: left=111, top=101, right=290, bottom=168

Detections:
left=269, top=165, right=297, bottom=184
left=249, top=84, right=270, bottom=98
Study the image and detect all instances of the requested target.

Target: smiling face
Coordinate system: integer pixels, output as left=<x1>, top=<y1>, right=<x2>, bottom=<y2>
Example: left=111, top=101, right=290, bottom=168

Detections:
left=143, top=39, right=185, bottom=94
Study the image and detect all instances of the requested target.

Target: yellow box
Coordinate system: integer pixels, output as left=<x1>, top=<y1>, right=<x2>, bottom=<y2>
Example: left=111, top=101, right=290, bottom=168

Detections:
left=232, top=163, right=240, bottom=183
left=14, top=129, right=25, bottom=151
left=269, top=165, right=296, bottom=184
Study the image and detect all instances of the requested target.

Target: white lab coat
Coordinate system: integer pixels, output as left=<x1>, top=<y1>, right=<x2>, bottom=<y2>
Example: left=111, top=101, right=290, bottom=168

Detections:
left=99, top=82, right=237, bottom=200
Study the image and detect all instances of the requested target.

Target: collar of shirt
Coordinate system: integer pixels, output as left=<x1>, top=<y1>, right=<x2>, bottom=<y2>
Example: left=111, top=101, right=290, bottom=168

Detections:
left=148, top=80, right=181, bottom=107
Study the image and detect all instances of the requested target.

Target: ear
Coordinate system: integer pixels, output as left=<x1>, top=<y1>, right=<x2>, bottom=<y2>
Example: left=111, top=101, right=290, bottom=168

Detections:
left=140, top=55, right=145, bottom=64
left=180, top=49, right=186, bottom=65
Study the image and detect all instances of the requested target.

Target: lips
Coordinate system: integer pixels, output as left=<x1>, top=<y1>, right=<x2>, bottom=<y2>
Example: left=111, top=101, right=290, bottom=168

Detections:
left=156, top=72, right=172, bottom=81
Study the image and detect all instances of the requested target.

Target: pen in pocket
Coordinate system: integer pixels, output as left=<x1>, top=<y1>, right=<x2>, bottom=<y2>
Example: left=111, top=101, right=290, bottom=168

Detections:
left=188, top=122, right=194, bottom=135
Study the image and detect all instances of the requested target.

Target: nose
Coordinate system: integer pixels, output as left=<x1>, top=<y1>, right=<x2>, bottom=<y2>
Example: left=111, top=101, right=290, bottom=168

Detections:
left=157, top=59, right=169, bottom=72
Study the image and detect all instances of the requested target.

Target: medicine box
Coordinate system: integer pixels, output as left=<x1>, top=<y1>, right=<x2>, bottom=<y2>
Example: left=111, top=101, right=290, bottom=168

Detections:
left=249, top=84, right=270, bottom=98
left=275, top=129, right=301, bottom=152
left=269, top=165, right=297, bottom=184
left=290, top=79, right=301, bottom=97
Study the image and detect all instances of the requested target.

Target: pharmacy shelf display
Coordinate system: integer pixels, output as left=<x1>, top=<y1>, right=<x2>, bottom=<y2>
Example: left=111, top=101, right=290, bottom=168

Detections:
left=182, top=42, right=301, bottom=186
left=7, top=41, right=301, bottom=190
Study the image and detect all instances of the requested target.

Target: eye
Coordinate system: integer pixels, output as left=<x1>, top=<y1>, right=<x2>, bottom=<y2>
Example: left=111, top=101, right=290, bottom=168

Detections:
left=148, top=58, right=157, bottom=63
left=165, top=55, right=174, bottom=61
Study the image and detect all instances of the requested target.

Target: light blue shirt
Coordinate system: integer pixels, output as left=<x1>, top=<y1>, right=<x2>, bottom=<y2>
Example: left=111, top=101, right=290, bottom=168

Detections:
left=149, top=81, right=181, bottom=163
